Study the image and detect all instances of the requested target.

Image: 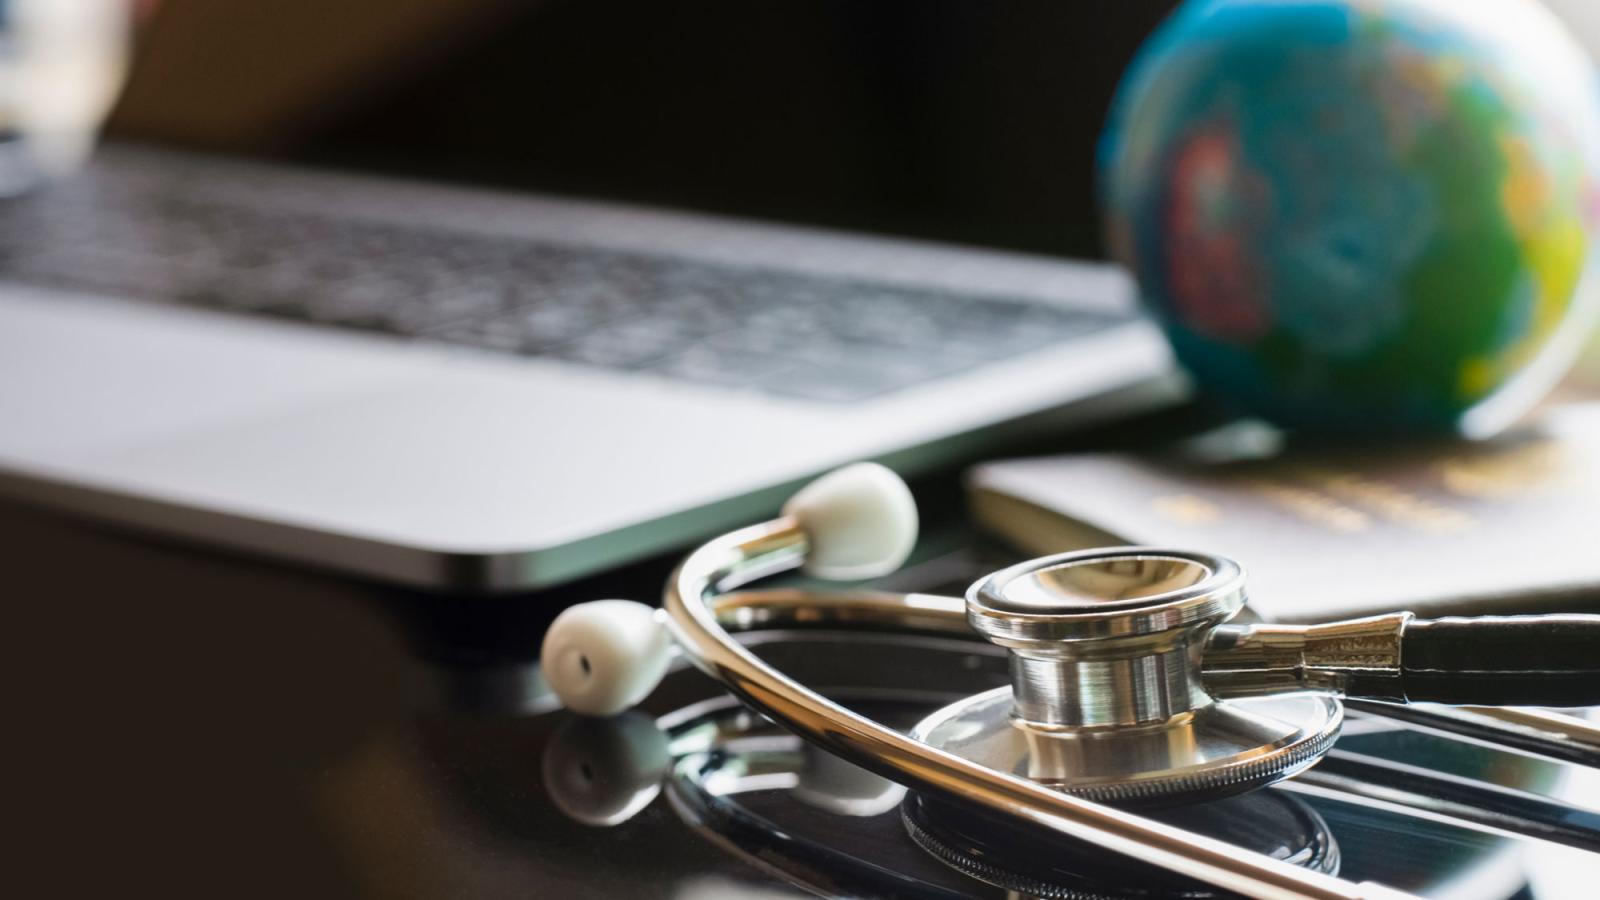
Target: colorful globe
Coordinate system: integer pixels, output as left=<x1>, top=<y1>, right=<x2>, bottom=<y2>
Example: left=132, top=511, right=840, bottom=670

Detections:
left=1100, top=0, right=1600, bottom=433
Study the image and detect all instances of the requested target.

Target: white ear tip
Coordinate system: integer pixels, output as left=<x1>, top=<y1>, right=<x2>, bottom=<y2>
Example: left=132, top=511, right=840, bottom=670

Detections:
left=541, top=600, right=671, bottom=716
left=781, top=462, right=918, bottom=580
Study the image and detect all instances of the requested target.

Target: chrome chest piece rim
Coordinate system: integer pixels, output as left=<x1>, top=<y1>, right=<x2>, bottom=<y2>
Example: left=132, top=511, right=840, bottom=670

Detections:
left=913, top=548, right=1343, bottom=807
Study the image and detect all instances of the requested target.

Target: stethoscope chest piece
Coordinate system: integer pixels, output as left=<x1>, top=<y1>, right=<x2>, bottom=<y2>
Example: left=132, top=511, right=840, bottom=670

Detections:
left=911, top=548, right=1342, bottom=806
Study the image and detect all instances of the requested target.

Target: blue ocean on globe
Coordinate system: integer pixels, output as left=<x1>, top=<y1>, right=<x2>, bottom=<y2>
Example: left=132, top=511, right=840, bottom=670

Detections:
left=1100, top=0, right=1600, bottom=433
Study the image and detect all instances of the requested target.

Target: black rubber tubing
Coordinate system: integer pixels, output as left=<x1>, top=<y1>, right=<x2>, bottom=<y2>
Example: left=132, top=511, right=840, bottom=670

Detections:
left=1402, top=614, right=1600, bottom=706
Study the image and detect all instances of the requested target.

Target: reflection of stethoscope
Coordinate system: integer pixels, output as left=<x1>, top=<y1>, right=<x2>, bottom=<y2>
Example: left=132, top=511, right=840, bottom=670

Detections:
left=541, top=691, right=1344, bottom=899
left=541, top=464, right=1600, bottom=900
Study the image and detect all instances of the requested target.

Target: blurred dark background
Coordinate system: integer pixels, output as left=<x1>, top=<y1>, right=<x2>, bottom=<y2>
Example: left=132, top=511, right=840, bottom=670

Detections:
left=109, top=0, right=1178, bottom=260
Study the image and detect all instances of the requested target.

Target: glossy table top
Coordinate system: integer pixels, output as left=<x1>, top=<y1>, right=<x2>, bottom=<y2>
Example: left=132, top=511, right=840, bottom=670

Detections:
left=8, top=493, right=1598, bottom=898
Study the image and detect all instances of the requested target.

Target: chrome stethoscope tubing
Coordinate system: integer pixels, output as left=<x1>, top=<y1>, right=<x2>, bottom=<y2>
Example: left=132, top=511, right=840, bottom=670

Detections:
left=544, top=464, right=1600, bottom=900
left=661, top=514, right=1404, bottom=900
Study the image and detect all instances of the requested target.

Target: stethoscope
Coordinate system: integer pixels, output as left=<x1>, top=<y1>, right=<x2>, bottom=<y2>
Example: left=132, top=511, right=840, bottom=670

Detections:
left=540, top=463, right=1600, bottom=900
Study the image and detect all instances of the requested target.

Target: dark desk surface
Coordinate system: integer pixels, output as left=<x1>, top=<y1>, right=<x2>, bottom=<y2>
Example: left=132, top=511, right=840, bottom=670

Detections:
left=3, top=497, right=666, bottom=897
left=4, top=475, right=1006, bottom=898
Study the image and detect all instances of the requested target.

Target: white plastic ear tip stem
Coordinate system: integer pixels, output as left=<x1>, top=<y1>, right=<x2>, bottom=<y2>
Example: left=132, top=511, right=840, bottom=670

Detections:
left=542, top=600, right=671, bottom=716
left=782, top=462, right=918, bottom=580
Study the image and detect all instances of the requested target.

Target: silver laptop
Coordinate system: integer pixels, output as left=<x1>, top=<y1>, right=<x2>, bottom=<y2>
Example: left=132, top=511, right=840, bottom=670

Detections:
left=0, top=4, right=1179, bottom=593
left=0, top=143, right=1178, bottom=590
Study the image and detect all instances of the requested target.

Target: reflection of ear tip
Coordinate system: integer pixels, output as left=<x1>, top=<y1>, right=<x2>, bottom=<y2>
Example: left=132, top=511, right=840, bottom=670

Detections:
left=782, top=463, right=918, bottom=580
left=793, top=742, right=908, bottom=817
left=542, top=712, right=670, bottom=827
left=541, top=600, right=670, bottom=716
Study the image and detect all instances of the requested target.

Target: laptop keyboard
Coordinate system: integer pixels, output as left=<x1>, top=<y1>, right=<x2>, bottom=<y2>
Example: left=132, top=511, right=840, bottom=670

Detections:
left=0, top=177, right=1129, bottom=402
